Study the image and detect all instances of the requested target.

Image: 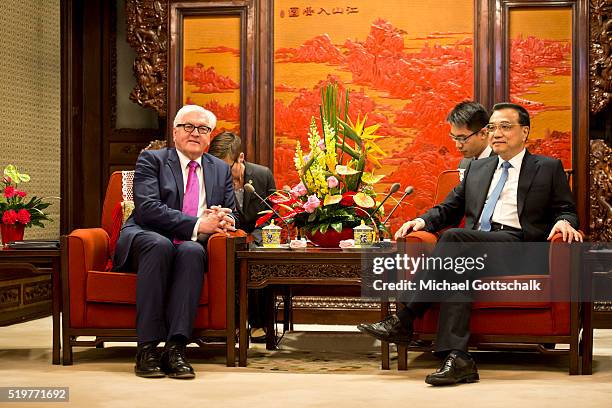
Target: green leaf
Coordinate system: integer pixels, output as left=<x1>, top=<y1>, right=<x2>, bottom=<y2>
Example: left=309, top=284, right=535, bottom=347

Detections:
left=307, top=213, right=317, bottom=223
left=320, top=223, right=329, bottom=234
left=331, top=222, right=343, bottom=233
left=337, top=118, right=362, bottom=144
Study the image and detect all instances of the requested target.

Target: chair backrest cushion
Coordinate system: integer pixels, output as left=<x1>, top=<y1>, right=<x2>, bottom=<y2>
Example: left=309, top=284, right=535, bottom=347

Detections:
left=434, top=170, right=460, bottom=204
left=101, top=172, right=132, bottom=234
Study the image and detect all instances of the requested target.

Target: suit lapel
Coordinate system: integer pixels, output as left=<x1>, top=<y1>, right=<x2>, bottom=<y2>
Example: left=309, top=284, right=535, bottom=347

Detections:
left=517, top=150, right=538, bottom=218
left=167, top=149, right=184, bottom=209
left=201, top=154, right=214, bottom=207
left=473, top=158, right=498, bottom=220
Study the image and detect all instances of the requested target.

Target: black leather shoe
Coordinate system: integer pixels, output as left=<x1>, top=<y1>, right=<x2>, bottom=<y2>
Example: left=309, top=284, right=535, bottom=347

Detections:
left=161, top=343, right=195, bottom=379
left=134, top=343, right=165, bottom=378
left=425, top=350, right=479, bottom=386
left=356, top=314, right=413, bottom=344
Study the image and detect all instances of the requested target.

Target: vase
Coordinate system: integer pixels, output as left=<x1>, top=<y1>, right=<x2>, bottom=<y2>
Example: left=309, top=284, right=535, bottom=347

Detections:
left=305, top=227, right=354, bottom=248
left=1, top=223, right=25, bottom=246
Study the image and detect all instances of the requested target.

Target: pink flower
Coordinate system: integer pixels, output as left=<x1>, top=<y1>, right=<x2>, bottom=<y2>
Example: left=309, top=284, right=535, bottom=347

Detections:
left=290, top=182, right=307, bottom=198
left=317, top=139, right=326, bottom=150
left=2, top=210, right=18, bottom=224
left=4, top=186, right=16, bottom=198
left=16, top=209, right=31, bottom=224
left=327, top=176, right=339, bottom=189
left=303, top=195, right=320, bottom=213
left=16, top=191, right=26, bottom=198
left=2, top=176, right=11, bottom=184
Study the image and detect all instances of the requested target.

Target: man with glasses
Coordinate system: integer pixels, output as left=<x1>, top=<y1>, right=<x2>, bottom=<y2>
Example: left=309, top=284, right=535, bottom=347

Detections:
left=447, top=101, right=494, bottom=169
left=208, top=131, right=276, bottom=343
left=113, top=105, right=238, bottom=379
left=358, top=102, right=581, bottom=386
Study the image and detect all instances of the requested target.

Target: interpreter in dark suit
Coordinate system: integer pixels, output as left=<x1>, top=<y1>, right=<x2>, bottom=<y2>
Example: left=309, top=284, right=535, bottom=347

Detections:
left=208, top=131, right=276, bottom=342
left=358, top=103, right=581, bottom=386
left=447, top=101, right=494, bottom=170
left=113, top=105, right=238, bottom=379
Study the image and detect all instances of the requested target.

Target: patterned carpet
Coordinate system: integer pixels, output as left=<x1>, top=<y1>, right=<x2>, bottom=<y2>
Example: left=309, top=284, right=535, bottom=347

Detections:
left=246, top=331, right=388, bottom=372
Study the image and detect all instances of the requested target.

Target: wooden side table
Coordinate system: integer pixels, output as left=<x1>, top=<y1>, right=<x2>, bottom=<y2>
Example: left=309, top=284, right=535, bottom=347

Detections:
left=235, top=243, right=396, bottom=368
left=582, top=247, right=612, bottom=375
left=0, top=248, right=61, bottom=364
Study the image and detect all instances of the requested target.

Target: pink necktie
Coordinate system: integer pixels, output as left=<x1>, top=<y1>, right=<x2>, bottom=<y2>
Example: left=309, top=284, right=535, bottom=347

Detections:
left=182, top=160, right=200, bottom=216
left=174, top=161, right=200, bottom=245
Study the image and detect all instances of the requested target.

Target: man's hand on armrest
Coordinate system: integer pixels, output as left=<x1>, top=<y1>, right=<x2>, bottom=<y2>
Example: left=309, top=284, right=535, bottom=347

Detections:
left=394, top=218, right=426, bottom=240
left=547, top=219, right=583, bottom=243
left=207, top=206, right=236, bottom=233
left=197, top=212, right=225, bottom=235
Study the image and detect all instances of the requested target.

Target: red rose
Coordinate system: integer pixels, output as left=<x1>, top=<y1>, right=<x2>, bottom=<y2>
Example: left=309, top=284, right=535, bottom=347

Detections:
left=3, top=186, right=16, bottom=198
left=16, top=191, right=26, bottom=198
left=16, top=209, right=31, bottom=224
left=2, top=209, right=18, bottom=224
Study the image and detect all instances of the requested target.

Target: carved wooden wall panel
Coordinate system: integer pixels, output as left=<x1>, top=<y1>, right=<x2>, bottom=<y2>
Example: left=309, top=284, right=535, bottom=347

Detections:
left=126, top=0, right=168, bottom=117
left=590, top=0, right=612, bottom=113
left=590, top=139, right=612, bottom=241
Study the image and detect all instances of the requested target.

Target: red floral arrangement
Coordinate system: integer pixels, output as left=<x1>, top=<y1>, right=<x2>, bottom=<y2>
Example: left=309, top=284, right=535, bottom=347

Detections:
left=0, top=165, right=53, bottom=227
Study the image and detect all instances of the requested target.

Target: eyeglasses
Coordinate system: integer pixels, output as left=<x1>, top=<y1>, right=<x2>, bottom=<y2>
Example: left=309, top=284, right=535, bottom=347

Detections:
left=449, top=128, right=481, bottom=144
left=177, top=123, right=212, bottom=135
left=485, top=123, right=524, bottom=134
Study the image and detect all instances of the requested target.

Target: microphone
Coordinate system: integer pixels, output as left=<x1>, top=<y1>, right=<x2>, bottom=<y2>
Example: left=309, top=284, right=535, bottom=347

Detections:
left=372, top=182, right=401, bottom=217
left=383, top=186, right=414, bottom=225
left=244, top=182, right=292, bottom=243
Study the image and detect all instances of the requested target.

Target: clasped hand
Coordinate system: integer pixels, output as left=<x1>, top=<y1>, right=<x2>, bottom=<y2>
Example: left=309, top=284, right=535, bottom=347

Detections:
left=197, top=205, right=236, bottom=235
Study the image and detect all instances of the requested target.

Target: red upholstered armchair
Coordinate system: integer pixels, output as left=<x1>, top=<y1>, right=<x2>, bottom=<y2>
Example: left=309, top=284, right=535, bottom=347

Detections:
left=61, top=171, right=246, bottom=366
left=389, top=170, right=589, bottom=375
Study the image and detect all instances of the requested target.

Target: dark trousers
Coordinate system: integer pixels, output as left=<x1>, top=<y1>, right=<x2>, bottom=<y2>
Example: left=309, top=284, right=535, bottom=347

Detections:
left=399, top=228, right=523, bottom=353
left=129, top=231, right=207, bottom=345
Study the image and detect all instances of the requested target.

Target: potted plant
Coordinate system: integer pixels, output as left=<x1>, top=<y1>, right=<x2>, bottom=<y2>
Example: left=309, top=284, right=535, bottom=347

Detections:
left=0, top=165, right=54, bottom=245
left=256, top=84, right=387, bottom=247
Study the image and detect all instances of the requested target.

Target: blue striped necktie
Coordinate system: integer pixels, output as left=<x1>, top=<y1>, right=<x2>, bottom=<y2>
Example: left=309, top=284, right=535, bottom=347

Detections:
left=479, top=161, right=512, bottom=231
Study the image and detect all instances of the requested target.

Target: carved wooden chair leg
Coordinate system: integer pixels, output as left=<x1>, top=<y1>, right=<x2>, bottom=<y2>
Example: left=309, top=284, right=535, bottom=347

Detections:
left=62, top=335, right=73, bottom=365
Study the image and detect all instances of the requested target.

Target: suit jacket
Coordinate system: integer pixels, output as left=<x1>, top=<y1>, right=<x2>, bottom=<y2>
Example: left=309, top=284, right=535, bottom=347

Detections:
left=458, top=150, right=496, bottom=169
left=239, top=162, right=276, bottom=235
left=113, top=147, right=237, bottom=269
left=421, top=150, right=578, bottom=242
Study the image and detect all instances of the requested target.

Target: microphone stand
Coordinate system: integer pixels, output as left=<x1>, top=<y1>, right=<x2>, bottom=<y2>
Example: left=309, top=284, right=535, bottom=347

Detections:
left=244, top=183, right=292, bottom=244
left=383, top=186, right=414, bottom=225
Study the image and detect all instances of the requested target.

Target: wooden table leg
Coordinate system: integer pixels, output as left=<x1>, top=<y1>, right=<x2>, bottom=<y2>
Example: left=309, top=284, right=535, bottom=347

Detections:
left=265, top=287, right=276, bottom=350
left=52, top=257, right=61, bottom=365
left=239, top=260, right=248, bottom=367
left=582, top=300, right=593, bottom=375
left=397, top=344, right=408, bottom=370
left=381, top=301, right=389, bottom=370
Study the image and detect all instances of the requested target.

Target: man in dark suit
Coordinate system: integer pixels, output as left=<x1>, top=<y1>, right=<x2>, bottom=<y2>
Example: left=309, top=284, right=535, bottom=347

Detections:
left=358, top=102, right=581, bottom=386
left=447, top=101, right=494, bottom=170
left=208, top=131, right=277, bottom=244
left=208, top=131, right=276, bottom=342
left=114, top=105, right=238, bottom=379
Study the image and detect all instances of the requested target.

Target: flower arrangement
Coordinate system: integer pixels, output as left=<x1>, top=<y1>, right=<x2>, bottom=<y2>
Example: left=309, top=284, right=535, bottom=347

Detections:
left=257, top=84, right=388, bottom=244
left=0, top=165, right=53, bottom=228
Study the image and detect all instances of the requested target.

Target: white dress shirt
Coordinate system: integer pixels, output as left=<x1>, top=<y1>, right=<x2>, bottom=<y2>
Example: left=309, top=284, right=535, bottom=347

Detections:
left=176, top=150, right=207, bottom=240
left=480, top=149, right=526, bottom=229
left=477, top=145, right=493, bottom=160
